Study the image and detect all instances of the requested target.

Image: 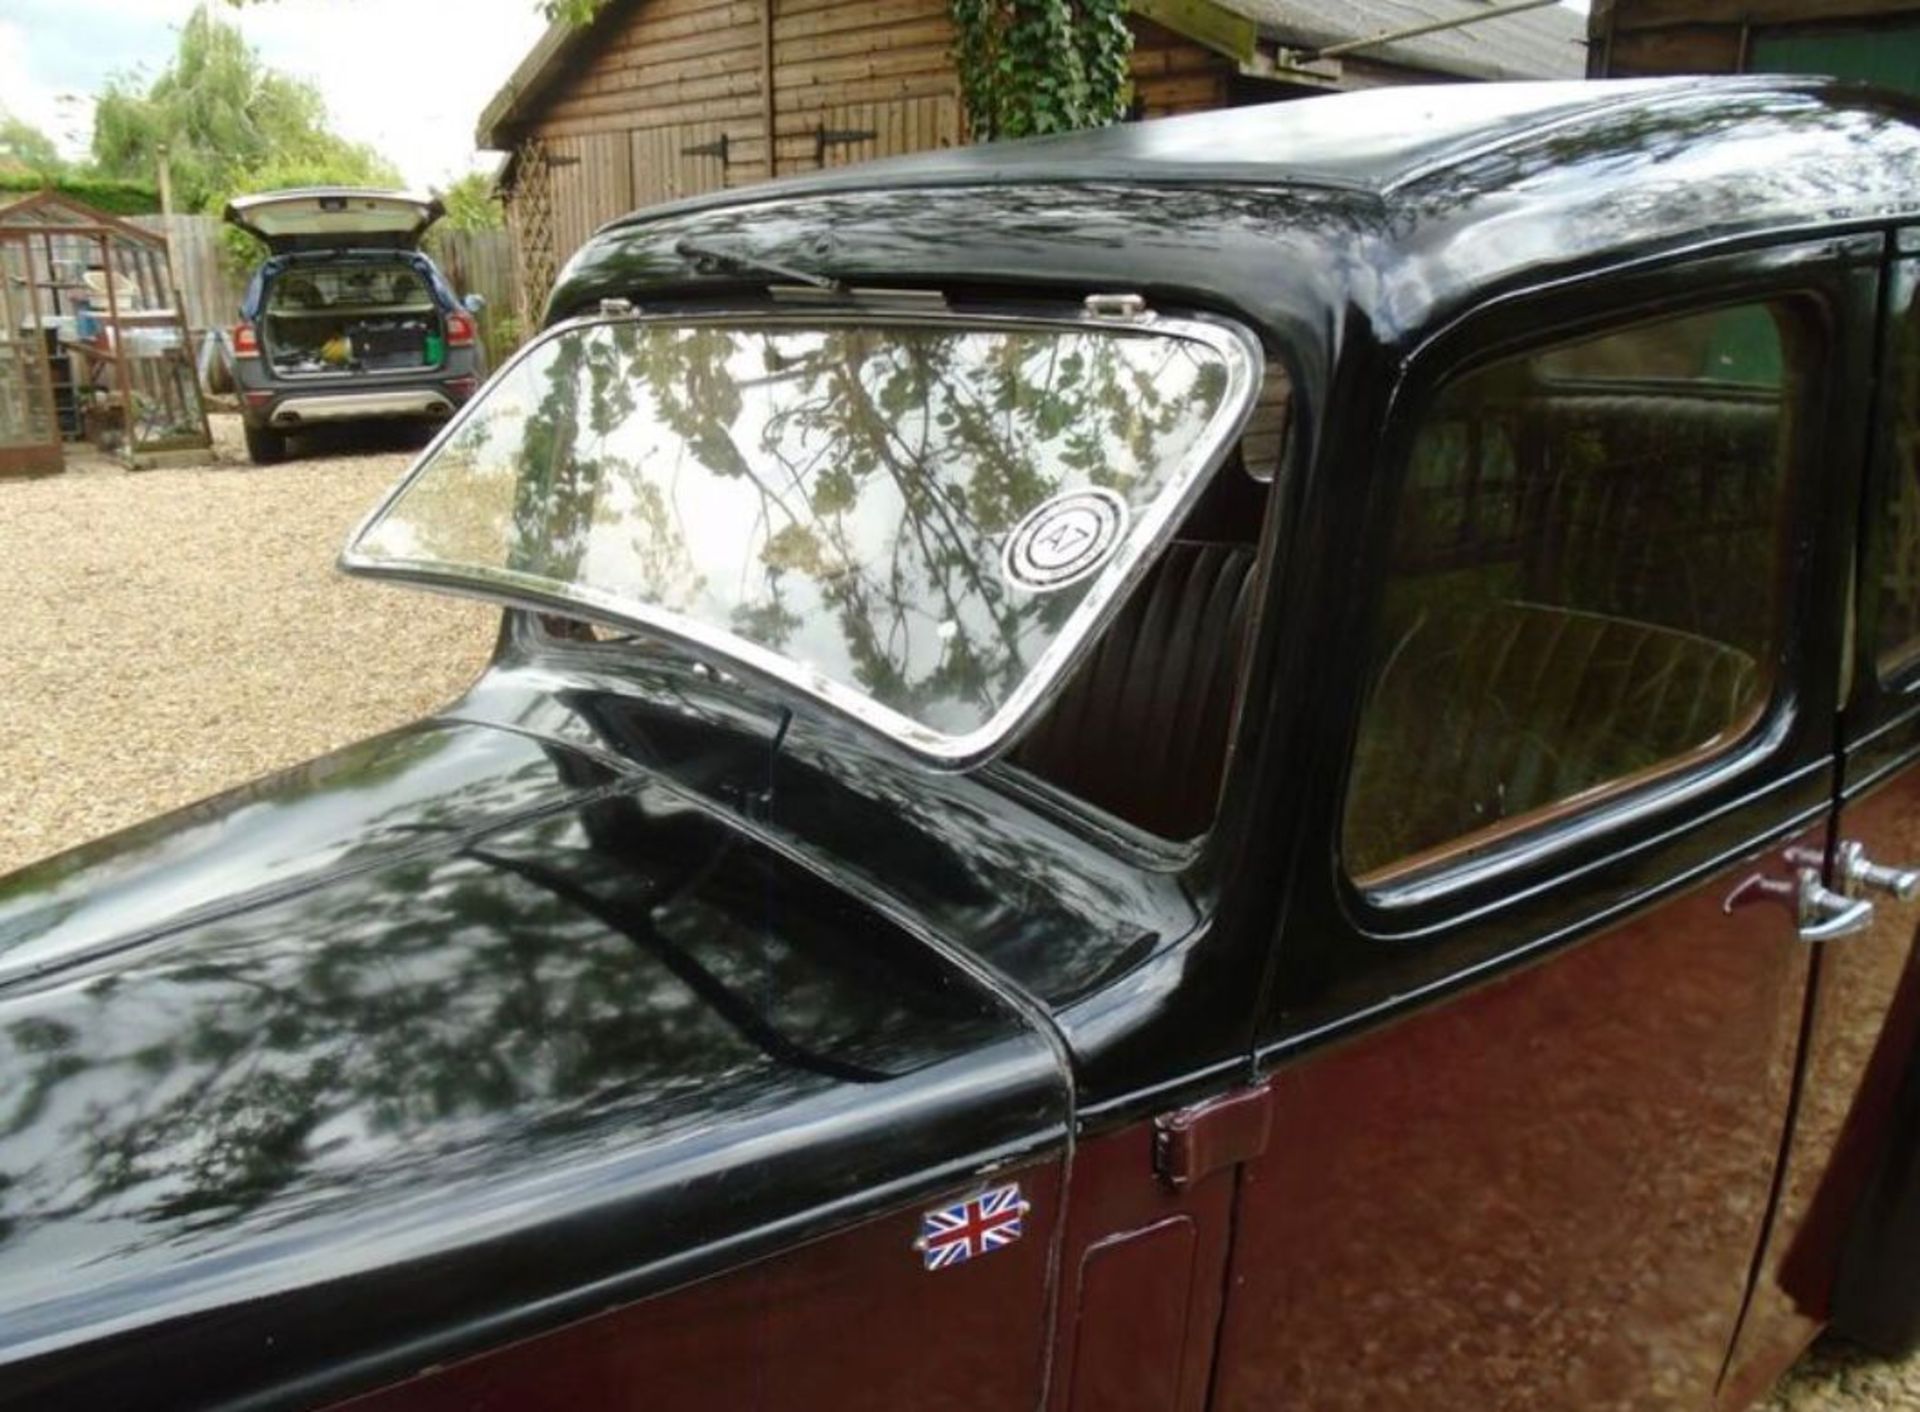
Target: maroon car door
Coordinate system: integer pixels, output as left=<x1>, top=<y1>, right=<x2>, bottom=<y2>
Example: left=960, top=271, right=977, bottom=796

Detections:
left=1213, top=238, right=1881, bottom=1410
left=1719, top=228, right=1920, bottom=1407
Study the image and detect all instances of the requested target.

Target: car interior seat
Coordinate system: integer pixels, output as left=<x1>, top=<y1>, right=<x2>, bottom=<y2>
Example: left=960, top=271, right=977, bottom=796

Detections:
left=1342, top=380, right=1782, bottom=877
left=275, top=274, right=323, bottom=310
left=1013, top=463, right=1266, bottom=840
left=1517, top=386, right=1783, bottom=654
left=1343, top=600, right=1761, bottom=878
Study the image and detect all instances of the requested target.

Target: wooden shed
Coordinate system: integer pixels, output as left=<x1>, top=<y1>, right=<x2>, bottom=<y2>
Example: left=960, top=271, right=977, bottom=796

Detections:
left=478, top=0, right=1587, bottom=324
left=1591, top=0, right=1920, bottom=90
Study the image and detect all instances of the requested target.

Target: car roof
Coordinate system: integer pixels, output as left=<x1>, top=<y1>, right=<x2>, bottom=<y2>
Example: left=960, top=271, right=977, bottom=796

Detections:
left=555, top=77, right=1920, bottom=344
left=597, top=77, right=1913, bottom=225
left=609, top=80, right=1669, bottom=225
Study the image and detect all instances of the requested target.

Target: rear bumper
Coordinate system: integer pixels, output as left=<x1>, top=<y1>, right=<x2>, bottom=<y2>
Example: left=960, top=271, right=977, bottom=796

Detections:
left=249, top=384, right=470, bottom=428
left=255, top=387, right=461, bottom=428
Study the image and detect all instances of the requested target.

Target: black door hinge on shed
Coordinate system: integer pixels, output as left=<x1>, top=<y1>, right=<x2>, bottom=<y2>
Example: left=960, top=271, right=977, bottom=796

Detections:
left=681, top=134, right=730, bottom=163
left=814, top=127, right=878, bottom=162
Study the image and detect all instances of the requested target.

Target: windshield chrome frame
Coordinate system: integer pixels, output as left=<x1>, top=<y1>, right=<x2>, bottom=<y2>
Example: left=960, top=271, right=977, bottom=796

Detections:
left=340, top=305, right=1264, bottom=771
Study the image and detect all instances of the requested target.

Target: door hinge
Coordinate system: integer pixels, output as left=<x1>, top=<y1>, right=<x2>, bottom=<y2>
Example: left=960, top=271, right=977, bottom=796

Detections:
left=1152, top=1082, right=1272, bottom=1190
left=814, top=127, right=877, bottom=161
left=681, top=134, right=730, bottom=162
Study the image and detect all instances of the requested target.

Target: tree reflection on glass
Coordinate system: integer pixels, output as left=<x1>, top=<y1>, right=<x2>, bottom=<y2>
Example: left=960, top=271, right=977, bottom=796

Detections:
left=352, top=320, right=1241, bottom=739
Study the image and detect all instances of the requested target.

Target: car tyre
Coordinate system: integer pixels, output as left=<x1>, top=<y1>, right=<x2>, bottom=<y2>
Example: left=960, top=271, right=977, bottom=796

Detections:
left=244, top=423, right=288, bottom=466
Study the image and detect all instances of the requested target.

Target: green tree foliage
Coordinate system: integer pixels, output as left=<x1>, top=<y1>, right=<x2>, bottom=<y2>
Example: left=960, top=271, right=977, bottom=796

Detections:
left=438, top=171, right=505, bottom=232
left=0, top=112, right=65, bottom=178
left=223, top=0, right=613, bottom=27
left=949, top=0, right=1134, bottom=141
left=90, top=6, right=396, bottom=215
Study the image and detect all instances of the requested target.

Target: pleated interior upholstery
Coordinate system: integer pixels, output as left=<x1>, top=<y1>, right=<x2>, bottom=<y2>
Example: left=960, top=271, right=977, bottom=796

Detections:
left=1014, top=540, right=1257, bottom=840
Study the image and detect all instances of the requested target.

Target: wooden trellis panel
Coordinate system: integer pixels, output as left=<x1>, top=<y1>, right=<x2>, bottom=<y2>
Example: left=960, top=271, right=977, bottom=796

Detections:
left=508, top=141, right=560, bottom=332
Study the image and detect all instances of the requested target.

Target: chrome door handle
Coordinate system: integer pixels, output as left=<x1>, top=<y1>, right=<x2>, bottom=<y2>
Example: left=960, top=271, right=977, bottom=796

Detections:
left=1798, top=871, right=1876, bottom=941
left=1838, top=840, right=1920, bottom=900
left=1726, top=866, right=1876, bottom=941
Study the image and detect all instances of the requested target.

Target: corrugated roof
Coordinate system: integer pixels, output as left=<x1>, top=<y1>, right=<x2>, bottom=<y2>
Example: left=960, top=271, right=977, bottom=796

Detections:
left=1217, top=0, right=1587, bottom=81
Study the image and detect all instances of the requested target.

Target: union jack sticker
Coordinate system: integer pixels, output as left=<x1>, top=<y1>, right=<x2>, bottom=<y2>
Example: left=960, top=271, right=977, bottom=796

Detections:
left=914, top=1182, right=1029, bottom=1271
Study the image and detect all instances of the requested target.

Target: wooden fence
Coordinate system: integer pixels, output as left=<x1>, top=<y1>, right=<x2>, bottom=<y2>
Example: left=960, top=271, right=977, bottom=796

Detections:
left=131, top=215, right=520, bottom=363
left=427, top=228, right=522, bottom=363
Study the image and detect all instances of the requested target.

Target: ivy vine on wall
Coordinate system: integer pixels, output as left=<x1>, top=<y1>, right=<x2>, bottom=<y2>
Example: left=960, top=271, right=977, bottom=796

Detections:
left=949, top=0, right=1135, bottom=142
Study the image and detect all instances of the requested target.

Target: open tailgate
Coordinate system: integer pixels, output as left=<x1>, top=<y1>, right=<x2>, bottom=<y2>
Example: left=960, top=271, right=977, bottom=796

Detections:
left=224, top=189, right=445, bottom=252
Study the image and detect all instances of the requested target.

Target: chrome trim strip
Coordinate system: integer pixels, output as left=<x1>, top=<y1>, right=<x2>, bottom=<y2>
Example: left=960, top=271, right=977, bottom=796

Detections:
left=340, top=307, right=1264, bottom=771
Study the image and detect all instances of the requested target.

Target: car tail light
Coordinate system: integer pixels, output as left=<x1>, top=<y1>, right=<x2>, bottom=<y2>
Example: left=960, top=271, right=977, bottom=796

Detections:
left=446, top=376, right=479, bottom=399
left=446, top=312, right=476, bottom=348
left=232, top=322, right=260, bottom=357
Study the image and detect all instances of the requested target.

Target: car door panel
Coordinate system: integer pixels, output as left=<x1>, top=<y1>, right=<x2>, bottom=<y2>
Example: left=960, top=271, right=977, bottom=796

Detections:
left=1717, top=763, right=1920, bottom=1407
left=1224, top=240, right=1878, bottom=1411
left=1217, top=845, right=1814, bottom=1411
left=1723, top=238, right=1920, bottom=1396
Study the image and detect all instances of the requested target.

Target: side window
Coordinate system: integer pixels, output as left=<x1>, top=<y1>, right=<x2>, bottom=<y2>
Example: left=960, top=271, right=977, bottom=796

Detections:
left=1342, top=301, right=1810, bottom=883
left=1874, top=262, right=1920, bottom=676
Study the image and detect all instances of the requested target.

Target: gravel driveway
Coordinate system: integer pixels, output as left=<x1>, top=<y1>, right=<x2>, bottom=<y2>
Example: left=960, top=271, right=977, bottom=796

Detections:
left=0, top=416, right=495, bottom=876
left=0, top=416, right=1915, bottom=1409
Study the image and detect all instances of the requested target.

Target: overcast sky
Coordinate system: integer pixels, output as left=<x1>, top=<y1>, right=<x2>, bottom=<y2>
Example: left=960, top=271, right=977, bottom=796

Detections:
left=0, top=0, right=1592, bottom=190
left=0, top=0, right=550, bottom=187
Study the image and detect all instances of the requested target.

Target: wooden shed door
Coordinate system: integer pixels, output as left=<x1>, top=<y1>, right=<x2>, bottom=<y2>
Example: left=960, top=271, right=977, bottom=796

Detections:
left=632, top=123, right=731, bottom=209
left=543, top=133, right=636, bottom=269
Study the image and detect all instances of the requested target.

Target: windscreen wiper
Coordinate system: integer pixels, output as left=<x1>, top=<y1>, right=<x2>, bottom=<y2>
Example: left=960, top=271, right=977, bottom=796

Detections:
left=674, top=237, right=841, bottom=292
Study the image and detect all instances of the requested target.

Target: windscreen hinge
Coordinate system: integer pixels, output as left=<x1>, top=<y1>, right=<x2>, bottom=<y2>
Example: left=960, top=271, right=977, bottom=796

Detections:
left=599, top=297, right=637, bottom=318
left=1152, top=1081, right=1272, bottom=1190
left=1084, top=291, right=1151, bottom=322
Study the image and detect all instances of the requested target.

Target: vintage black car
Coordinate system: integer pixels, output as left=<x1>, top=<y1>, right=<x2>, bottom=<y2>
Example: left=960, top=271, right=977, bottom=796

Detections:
left=8, top=76, right=1920, bottom=1411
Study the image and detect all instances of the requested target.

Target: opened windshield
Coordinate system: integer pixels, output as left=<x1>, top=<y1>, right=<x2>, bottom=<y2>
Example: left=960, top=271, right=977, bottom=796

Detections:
left=344, top=313, right=1258, bottom=763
